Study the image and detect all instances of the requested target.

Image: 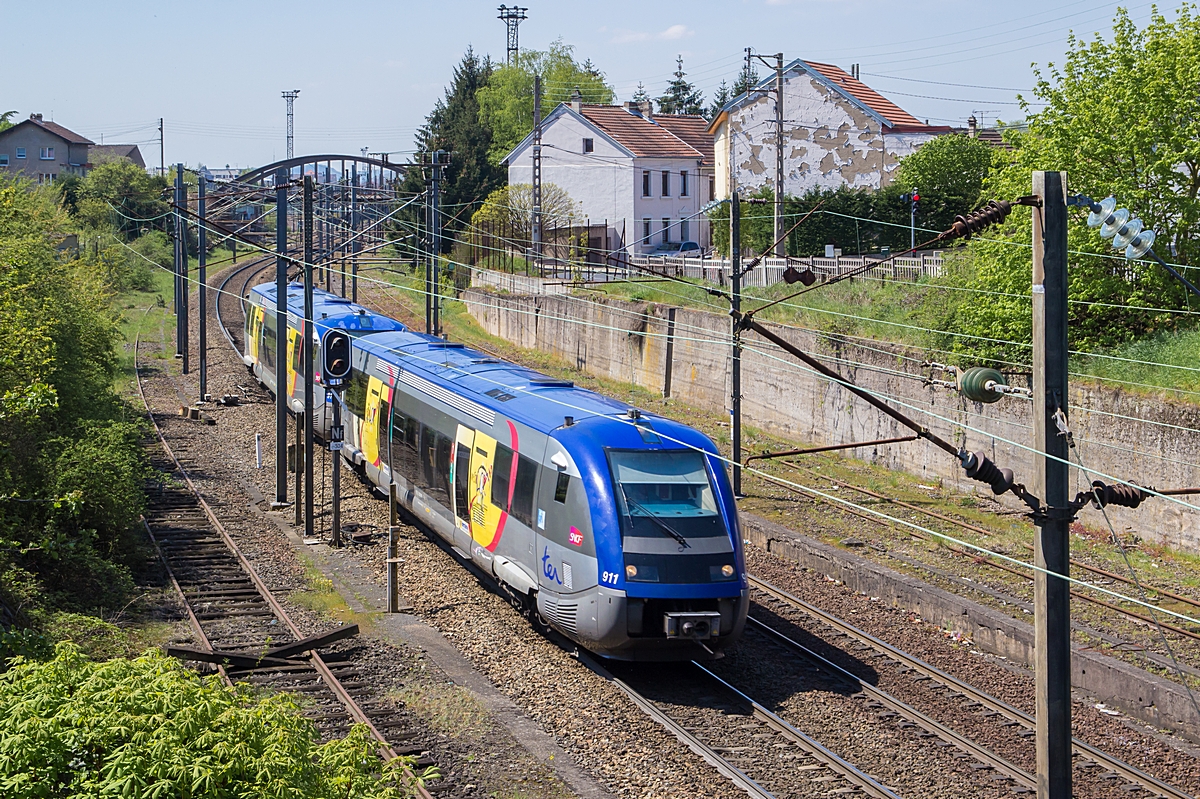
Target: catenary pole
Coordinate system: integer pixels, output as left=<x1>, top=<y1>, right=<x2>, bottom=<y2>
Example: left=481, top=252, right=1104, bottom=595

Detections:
left=532, top=75, right=543, bottom=274
left=198, top=174, right=207, bottom=398
left=303, top=176, right=315, bottom=538
left=431, top=150, right=444, bottom=337
left=172, top=167, right=182, bottom=357
left=179, top=166, right=189, bottom=376
left=731, top=189, right=743, bottom=496
left=274, top=169, right=289, bottom=507
left=1031, top=170, right=1072, bottom=799
left=774, top=53, right=785, bottom=257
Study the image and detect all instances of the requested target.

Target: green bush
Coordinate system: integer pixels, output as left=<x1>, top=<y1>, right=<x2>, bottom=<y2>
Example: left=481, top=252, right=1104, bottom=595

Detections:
left=0, top=643, right=424, bottom=798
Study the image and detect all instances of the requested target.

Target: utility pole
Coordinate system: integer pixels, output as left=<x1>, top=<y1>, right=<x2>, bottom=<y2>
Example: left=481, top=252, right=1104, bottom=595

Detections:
left=274, top=168, right=289, bottom=508
left=730, top=189, right=743, bottom=496
left=303, top=176, right=315, bottom=539
left=198, top=174, right=207, bottom=398
left=497, top=5, right=527, bottom=65
left=532, top=74, right=543, bottom=274
left=172, top=167, right=183, bottom=359
left=282, top=90, right=300, bottom=162
left=745, top=50, right=786, bottom=256
left=158, top=118, right=164, bottom=176
left=178, top=165, right=189, bottom=375
left=1031, top=170, right=1072, bottom=799
left=774, top=53, right=785, bottom=257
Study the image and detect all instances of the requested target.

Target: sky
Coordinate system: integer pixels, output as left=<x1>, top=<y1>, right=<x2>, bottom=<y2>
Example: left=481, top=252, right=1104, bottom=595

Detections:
left=1, top=0, right=1164, bottom=170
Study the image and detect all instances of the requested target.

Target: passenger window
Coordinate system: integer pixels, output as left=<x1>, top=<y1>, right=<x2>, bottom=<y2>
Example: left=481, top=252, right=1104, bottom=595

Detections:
left=492, top=445, right=513, bottom=509
left=377, top=399, right=391, bottom=456
left=343, top=370, right=368, bottom=417
left=510, top=455, right=538, bottom=527
left=454, top=443, right=471, bottom=516
left=554, top=471, right=570, bottom=503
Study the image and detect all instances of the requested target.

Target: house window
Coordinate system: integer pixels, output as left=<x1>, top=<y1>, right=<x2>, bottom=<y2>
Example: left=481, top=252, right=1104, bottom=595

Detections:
left=708, top=176, right=715, bottom=201
left=582, top=138, right=594, bottom=153
left=0, top=154, right=8, bottom=167
left=661, top=170, right=670, bottom=196
left=680, top=220, right=690, bottom=242
left=642, top=170, right=651, bottom=197
left=680, top=170, right=689, bottom=197
left=662, top=218, right=671, bottom=243
left=40, top=147, right=54, bottom=160
left=15, top=147, right=26, bottom=159
left=642, top=218, right=651, bottom=245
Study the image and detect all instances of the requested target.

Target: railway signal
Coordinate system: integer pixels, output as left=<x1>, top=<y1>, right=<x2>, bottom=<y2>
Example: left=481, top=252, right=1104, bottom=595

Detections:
left=321, top=330, right=351, bottom=388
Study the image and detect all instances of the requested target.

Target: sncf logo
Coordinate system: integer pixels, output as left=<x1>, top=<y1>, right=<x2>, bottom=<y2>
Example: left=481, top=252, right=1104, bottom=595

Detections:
left=568, top=526, right=583, bottom=546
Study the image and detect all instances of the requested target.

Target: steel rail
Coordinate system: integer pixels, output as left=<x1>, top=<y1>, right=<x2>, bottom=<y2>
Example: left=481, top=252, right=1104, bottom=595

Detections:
left=132, top=324, right=433, bottom=798
left=214, top=256, right=273, bottom=355
left=746, top=617, right=1036, bottom=791
left=749, top=575, right=1195, bottom=799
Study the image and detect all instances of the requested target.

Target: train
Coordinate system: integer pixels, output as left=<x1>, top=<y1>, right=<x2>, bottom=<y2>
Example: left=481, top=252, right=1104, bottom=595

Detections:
left=244, top=282, right=749, bottom=660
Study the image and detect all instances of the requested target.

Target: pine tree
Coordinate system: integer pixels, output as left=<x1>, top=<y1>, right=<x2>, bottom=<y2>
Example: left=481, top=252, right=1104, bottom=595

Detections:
left=732, top=61, right=759, bottom=96
left=631, top=82, right=650, bottom=105
left=397, top=47, right=505, bottom=250
left=708, top=80, right=731, bottom=119
left=656, top=56, right=704, bottom=115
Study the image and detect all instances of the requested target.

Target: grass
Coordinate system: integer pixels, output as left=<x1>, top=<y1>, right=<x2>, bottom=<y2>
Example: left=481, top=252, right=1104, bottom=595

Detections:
left=113, top=266, right=176, bottom=394
left=288, top=554, right=378, bottom=633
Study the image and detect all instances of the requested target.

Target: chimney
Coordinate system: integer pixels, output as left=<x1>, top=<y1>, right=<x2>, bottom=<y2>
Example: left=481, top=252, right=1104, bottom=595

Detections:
left=639, top=99, right=653, bottom=119
left=31, top=113, right=43, bottom=122
left=623, top=101, right=639, bottom=113
left=570, top=86, right=582, bottom=113
left=967, top=115, right=978, bottom=138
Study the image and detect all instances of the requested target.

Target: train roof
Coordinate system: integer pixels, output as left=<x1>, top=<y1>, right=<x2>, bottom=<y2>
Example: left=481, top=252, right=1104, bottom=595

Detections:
left=249, top=282, right=407, bottom=335
left=354, top=330, right=715, bottom=454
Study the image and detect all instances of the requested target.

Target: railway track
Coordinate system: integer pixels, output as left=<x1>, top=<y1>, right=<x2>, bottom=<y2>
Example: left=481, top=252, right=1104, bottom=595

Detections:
left=134, top=319, right=441, bottom=798
left=214, top=255, right=273, bottom=356
left=581, top=652, right=905, bottom=799
left=749, top=575, right=1195, bottom=799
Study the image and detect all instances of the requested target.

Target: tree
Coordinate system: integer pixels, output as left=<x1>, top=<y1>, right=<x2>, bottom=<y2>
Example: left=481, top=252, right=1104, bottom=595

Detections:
left=69, top=159, right=169, bottom=238
left=732, top=62, right=759, bottom=97
left=708, top=80, right=731, bottom=119
left=0, top=112, right=15, bottom=133
left=477, top=39, right=615, bottom=164
left=631, top=82, right=650, bottom=104
left=396, top=47, right=505, bottom=250
left=939, top=6, right=1200, bottom=363
left=471, top=183, right=580, bottom=250
left=657, top=56, right=704, bottom=115
left=891, top=133, right=994, bottom=235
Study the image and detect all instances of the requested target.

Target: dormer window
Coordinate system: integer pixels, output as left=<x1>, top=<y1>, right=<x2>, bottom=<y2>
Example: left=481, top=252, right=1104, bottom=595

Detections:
left=582, top=138, right=594, bottom=153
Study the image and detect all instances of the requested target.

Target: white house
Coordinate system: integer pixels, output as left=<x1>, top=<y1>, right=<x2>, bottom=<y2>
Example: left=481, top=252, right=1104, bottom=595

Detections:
left=505, top=99, right=714, bottom=255
left=709, top=60, right=951, bottom=200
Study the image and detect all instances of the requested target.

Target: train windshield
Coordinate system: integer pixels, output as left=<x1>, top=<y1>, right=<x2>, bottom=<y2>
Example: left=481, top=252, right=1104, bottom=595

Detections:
left=608, top=450, right=727, bottom=541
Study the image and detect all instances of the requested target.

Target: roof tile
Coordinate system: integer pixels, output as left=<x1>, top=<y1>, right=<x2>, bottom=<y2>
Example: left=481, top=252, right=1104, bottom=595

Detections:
left=801, top=61, right=949, bottom=132
left=577, top=105, right=709, bottom=162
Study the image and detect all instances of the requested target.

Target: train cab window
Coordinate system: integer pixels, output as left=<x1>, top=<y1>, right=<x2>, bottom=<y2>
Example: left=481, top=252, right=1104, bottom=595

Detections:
left=608, top=449, right=725, bottom=540
left=510, top=455, right=538, bottom=527
left=492, top=445, right=513, bottom=509
left=554, top=472, right=571, bottom=503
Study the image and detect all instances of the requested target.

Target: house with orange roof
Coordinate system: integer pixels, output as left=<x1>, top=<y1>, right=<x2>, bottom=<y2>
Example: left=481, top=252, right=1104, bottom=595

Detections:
left=505, top=96, right=715, bottom=255
left=707, top=60, right=952, bottom=200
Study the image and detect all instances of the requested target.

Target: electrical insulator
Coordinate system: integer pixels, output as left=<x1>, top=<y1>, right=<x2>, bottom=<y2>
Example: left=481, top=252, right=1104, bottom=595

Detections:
left=1087, top=480, right=1147, bottom=509
left=960, top=450, right=1015, bottom=495
left=942, top=200, right=1014, bottom=242
left=957, top=366, right=1007, bottom=404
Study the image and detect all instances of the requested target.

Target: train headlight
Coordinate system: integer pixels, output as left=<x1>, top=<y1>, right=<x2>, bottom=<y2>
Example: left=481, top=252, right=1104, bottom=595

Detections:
left=625, top=564, right=638, bottom=578
left=721, top=564, right=735, bottom=578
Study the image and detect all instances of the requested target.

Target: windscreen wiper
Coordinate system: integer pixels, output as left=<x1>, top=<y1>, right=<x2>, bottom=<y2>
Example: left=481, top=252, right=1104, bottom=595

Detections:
left=620, top=486, right=690, bottom=549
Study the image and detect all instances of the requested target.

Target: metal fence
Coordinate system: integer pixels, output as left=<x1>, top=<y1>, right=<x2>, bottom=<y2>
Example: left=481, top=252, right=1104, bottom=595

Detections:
left=630, top=252, right=945, bottom=288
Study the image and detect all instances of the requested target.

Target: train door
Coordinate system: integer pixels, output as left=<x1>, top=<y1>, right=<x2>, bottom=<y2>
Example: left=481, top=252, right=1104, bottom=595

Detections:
left=451, top=425, right=475, bottom=553
left=361, top=376, right=387, bottom=469
left=467, top=432, right=504, bottom=553
left=247, top=306, right=264, bottom=362
left=286, top=325, right=300, bottom=400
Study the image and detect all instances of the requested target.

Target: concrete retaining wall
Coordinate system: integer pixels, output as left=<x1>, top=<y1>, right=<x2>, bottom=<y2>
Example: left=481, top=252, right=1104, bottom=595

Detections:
left=462, top=286, right=1200, bottom=553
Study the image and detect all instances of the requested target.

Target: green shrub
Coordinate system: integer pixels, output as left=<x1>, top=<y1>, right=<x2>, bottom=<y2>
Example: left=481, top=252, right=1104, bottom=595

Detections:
left=0, top=643, right=424, bottom=798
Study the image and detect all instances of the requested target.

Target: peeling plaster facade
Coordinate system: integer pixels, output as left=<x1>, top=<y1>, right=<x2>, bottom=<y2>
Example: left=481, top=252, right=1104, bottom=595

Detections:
left=711, top=62, right=950, bottom=200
